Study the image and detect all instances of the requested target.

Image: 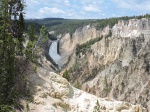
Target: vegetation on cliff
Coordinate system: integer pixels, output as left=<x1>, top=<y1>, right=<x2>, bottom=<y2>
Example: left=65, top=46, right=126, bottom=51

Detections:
left=94, top=14, right=150, bottom=29
left=62, top=70, right=70, bottom=81
left=0, top=0, right=25, bottom=111
left=76, top=36, right=103, bottom=56
left=25, top=14, right=150, bottom=38
left=0, top=1, right=49, bottom=111
left=26, top=18, right=93, bottom=36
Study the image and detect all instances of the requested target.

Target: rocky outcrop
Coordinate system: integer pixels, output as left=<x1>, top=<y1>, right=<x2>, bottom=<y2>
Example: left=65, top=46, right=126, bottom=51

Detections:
left=58, top=18, right=150, bottom=66
left=22, top=66, right=147, bottom=112
left=81, top=36, right=150, bottom=110
left=112, top=18, right=150, bottom=37
left=58, top=25, right=110, bottom=65
left=63, top=18, right=150, bottom=111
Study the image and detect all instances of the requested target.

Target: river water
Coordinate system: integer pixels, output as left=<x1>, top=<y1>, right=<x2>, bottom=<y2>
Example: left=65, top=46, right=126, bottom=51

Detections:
left=49, top=41, right=61, bottom=65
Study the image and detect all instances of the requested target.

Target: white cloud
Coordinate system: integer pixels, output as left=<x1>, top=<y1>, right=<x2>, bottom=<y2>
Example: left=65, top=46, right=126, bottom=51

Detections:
left=111, top=0, right=150, bottom=10
left=25, top=0, right=150, bottom=19
left=64, top=0, right=70, bottom=6
left=25, top=0, right=105, bottom=19
left=83, top=5, right=101, bottom=12
left=32, top=0, right=40, bottom=5
left=111, top=14, right=116, bottom=17
left=39, top=7, right=66, bottom=14
left=81, top=0, right=103, bottom=5
left=81, top=11, right=86, bottom=15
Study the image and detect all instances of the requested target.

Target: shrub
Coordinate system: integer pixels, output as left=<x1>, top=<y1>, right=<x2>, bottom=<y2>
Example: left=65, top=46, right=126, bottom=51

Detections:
left=93, top=100, right=100, bottom=112
left=0, top=105, right=14, bottom=112
left=76, top=37, right=102, bottom=56
left=75, top=80, right=81, bottom=89
left=63, top=70, right=70, bottom=81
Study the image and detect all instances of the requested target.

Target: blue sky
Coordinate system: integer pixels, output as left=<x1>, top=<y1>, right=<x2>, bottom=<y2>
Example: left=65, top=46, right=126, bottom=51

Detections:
left=25, top=0, right=150, bottom=19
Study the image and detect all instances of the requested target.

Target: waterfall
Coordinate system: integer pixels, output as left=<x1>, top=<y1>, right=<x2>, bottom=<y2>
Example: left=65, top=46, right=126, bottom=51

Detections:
left=49, top=41, right=61, bottom=65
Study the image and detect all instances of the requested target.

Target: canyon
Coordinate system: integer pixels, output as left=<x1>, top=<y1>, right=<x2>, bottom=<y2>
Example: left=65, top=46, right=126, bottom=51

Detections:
left=22, top=64, right=147, bottom=112
left=21, top=18, right=150, bottom=112
left=57, top=18, right=150, bottom=111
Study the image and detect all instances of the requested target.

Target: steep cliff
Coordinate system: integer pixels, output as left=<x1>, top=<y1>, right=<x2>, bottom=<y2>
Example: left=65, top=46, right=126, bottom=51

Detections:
left=21, top=63, right=147, bottom=112
left=82, top=36, right=150, bottom=110
left=112, top=18, right=150, bottom=37
left=62, top=18, right=150, bottom=111
left=58, top=25, right=110, bottom=65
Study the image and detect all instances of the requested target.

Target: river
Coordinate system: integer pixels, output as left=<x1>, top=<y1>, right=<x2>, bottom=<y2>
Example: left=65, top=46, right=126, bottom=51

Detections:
left=49, top=41, right=61, bottom=65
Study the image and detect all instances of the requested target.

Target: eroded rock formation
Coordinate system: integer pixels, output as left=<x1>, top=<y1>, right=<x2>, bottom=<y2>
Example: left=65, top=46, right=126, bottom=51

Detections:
left=58, top=25, right=110, bottom=65
left=22, top=65, right=147, bottom=112
left=60, top=18, right=150, bottom=111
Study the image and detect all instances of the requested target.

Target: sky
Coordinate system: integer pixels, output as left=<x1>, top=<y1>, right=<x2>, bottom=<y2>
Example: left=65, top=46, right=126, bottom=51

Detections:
left=25, top=0, right=150, bottom=19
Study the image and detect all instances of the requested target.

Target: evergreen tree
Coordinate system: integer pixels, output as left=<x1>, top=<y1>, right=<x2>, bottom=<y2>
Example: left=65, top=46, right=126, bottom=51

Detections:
left=17, top=12, right=26, bottom=55
left=0, top=0, right=25, bottom=110
left=0, top=0, right=15, bottom=104
left=28, top=24, right=37, bottom=42
left=40, top=25, right=48, bottom=44
left=93, top=100, right=100, bottom=112
left=103, top=76, right=108, bottom=96
left=63, top=70, right=70, bottom=81
left=25, top=25, right=48, bottom=62
left=25, top=25, right=37, bottom=62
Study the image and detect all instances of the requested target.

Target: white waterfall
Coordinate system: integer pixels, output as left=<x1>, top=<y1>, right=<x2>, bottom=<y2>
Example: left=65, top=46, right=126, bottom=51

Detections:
left=49, top=41, right=61, bottom=65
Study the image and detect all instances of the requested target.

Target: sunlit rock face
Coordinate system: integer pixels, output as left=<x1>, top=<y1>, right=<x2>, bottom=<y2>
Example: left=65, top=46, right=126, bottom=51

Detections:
left=58, top=18, right=150, bottom=66
left=58, top=18, right=150, bottom=111
left=112, top=18, right=150, bottom=37
left=58, top=25, right=110, bottom=65
left=81, top=36, right=150, bottom=110
left=39, top=18, right=150, bottom=111
left=25, top=67, right=147, bottom=112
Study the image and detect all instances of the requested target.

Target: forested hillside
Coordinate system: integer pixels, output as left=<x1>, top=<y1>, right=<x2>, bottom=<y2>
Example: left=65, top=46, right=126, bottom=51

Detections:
left=0, top=1, right=48, bottom=111
left=26, top=14, right=150, bottom=38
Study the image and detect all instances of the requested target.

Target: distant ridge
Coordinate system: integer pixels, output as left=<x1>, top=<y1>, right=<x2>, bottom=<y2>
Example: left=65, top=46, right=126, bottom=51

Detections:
left=26, top=18, right=65, bottom=21
left=43, top=18, right=65, bottom=20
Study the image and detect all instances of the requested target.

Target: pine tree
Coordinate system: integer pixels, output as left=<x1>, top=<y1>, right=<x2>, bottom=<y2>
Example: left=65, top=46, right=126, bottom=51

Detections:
left=28, top=24, right=37, bottom=42
left=0, top=0, right=14, bottom=104
left=63, top=70, right=70, bottom=81
left=40, top=25, right=48, bottom=43
left=25, top=25, right=48, bottom=62
left=17, top=12, right=26, bottom=55
left=0, top=0, right=25, bottom=109
left=103, top=76, right=108, bottom=96
left=24, top=24, right=37, bottom=62
left=93, top=100, right=100, bottom=112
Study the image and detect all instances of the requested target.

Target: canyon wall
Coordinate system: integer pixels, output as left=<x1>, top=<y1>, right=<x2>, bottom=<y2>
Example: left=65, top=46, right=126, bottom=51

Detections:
left=112, top=18, right=150, bottom=37
left=82, top=36, right=150, bottom=110
left=22, top=62, right=147, bottom=112
left=19, top=18, right=150, bottom=111
left=62, top=18, right=150, bottom=111
left=58, top=25, right=110, bottom=65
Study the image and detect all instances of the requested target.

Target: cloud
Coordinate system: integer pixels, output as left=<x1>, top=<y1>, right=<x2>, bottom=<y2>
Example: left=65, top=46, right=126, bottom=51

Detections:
left=83, top=5, right=101, bottom=12
left=81, top=0, right=103, bottom=5
left=64, top=0, right=70, bottom=6
left=111, top=14, right=116, bottom=17
left=25, top=0, right=105, bottom=19
left=111, top=0, right=150, bottom=10
left=39, top=7, right=66, bottom=14
left=25, top=0, right=150, bottom=19
left=32, top=0, right=40, bottom=5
